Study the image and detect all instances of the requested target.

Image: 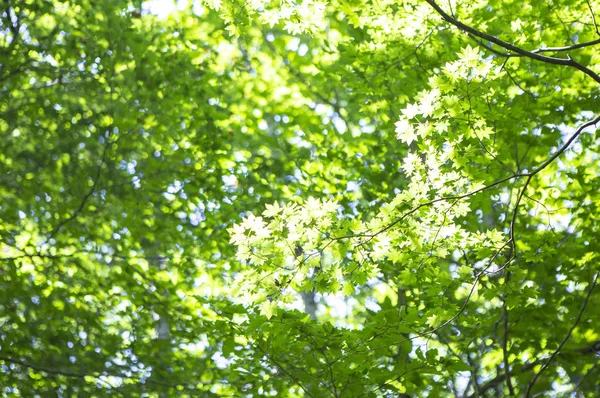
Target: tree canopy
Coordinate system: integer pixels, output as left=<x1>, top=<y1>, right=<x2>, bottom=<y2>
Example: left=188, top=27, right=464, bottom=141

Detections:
left=1, top=0, right=600, bottom=396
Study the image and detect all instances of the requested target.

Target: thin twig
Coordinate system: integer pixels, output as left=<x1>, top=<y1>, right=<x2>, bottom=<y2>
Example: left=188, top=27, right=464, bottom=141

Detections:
left=48, top=139, right=111, bottom=239
left=502, top=300, right=515, bottom=395
left=571, top=357, right=600, bottom=393
left=525, top=272, right=599, bottom=397
left=317, top=115, right=599, bottom=367
left=586, top=0, right=600, bottom=36
left=0, top=355, right=210, bottom=389
left=466, top=361, right=541, bottom=398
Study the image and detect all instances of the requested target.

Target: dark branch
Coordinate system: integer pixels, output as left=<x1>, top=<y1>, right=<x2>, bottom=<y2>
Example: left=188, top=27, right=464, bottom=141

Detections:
left=475, top=36, right=600, bottom=57
left=47, top=138, right=110, bottom=239
left=425, top=0, right=600, bottom=84
left=534, top=115, right=600, bottom=173
left=0, top=355, right=211, bottom=389
left=525, top=272, right=599, bottom=397
left=502, top=300, right=515, bottom=395
left=320, top=114, right=600, bottom=367
left=571, top=357, right=600, bottom=393
left=586, top=0, right=600, bottom=37
left=467, top=361, right=540, bottom=398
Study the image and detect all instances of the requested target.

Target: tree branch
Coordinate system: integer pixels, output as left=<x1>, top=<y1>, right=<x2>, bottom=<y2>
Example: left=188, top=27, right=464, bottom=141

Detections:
left=571, top=357, right=600, bottom=394
left=0, top=355, right=211, bottom=389
left=525, top=272, right=599, bottom=397
left=506, top=114, right=600, bottom=262
left=502, top=300, right=515, bottom=395
left=47, top=138, right=110, bottom=239
left=474, top=36, right=600, bottom=57
left=585, top=0, right=600, bottom=37
left=425, top=0, right=600, bottom=84
left=533, top=115, right=600, bottom=173
left=466, top=361, right=540, bottom=398
left=321, top=114, right=599, bottom=368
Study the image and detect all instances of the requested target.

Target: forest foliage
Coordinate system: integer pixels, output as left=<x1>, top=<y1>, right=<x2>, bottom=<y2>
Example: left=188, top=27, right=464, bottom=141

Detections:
left=1, top=0, right=600, bottom=396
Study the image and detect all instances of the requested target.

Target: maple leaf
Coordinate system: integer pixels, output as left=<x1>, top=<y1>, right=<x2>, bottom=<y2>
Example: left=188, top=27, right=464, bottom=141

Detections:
left=402, top=152, right=421, bottom=176
left=395, top=118, right=417, bottom=145
left=259, top=300, right=277, bottom=319
left=459, top=45, right=479, bottom=65
left=262, top=202, right=282, bottom=218
left=401, top=103, right=421, bottom=119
